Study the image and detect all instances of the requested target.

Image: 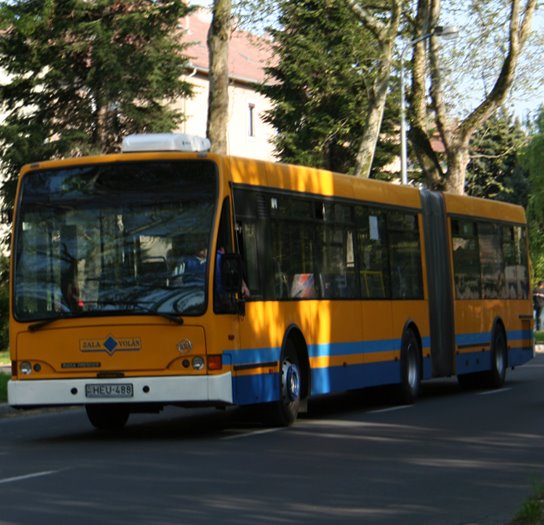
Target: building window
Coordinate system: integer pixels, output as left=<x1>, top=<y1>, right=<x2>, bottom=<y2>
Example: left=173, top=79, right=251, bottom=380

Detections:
left=248, top=103, right=256, bottom=137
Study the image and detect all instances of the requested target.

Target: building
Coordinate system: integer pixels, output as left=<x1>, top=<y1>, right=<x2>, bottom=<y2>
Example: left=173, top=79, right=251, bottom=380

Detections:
left=176, top=9, right=277, bottom=161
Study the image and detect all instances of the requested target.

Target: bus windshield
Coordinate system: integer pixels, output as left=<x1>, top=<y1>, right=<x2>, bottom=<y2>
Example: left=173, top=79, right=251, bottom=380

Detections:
left=13, top=160, right=218, bottom=322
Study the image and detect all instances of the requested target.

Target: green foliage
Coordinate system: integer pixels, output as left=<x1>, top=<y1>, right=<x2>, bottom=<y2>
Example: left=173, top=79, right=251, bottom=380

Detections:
left=0, top=0, right=194, bottom=210
left=509, top=480, right=544, bottom=525
left=522, top=107, right=544, bottom=281
left=0, top=256, right=8, bottom=352
left=465, top=109, right=529, bottom=206
left=0, top=374, right=7, bottom=402
left=258, top=0, right=396, bottom=175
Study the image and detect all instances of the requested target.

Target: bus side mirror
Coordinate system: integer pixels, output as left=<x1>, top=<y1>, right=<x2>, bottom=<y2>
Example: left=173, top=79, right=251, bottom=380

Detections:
left=221, top=253, right=243, bottom=294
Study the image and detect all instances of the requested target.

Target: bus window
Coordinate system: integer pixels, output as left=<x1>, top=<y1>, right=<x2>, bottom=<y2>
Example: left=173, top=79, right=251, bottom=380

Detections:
left=451, top=219, right=481, bottom=299
left=319, top=203, right=356, bottom=299
left=503, top=225, right=529, bottom=299
left=272, top=220, right=317, bottom=299
left=214, top=198, right=238, bottom=313
left=478, top=222, right=504, bottom=299
left=239, top=222, right=260, bottom=296
left=387, top=211, right=424, bottom=299
left=356, top=206, right=390, bottom=299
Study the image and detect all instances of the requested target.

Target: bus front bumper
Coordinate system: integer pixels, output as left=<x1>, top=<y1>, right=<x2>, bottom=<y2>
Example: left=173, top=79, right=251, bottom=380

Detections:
left=7, top=373, right=234, bottom=407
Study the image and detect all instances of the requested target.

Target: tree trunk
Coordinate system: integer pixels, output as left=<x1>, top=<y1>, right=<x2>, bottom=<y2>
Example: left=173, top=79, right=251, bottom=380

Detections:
left=94, top=101, right=109, bottom=153
left=353, top=75, right=387, bottom=178
left=409, top=0, right=444, bottom=188
left=445, top=138, right=470, bottom=194
left=206, top=0, right=231, bottom=155
left=348, top=0, right=401, bottom=178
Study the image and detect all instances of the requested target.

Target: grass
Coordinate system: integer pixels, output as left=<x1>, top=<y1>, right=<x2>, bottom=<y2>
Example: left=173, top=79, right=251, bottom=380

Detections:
left=509, top=481, right=544, bottom=525
left=536, top=331, right=544, bottom=345
left=0, top=373, right=6, bottom=403
left=0, top=350, right=8, bottom=365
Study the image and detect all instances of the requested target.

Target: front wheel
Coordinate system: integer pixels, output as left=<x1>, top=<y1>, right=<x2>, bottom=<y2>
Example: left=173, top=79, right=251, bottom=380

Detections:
left=267, top=340, right=302, bottom=426
left=86, top=404, right=130, bottom=431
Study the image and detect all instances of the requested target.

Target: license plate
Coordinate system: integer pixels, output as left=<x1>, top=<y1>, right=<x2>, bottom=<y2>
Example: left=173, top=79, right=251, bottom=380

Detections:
left=85, top=383, right=134, bottom=399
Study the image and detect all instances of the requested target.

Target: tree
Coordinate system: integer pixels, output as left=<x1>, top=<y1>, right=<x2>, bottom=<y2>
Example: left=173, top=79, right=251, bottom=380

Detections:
left=347, top=0, right=401, bottom=178
left=0, top=0, right=194, bottom=208
left=522, top=106, right=544, bottom=279
left=207, top=0, right=232, bottom=154
left=408, top=0, right=537, bottom=194
left=259, top=0, right=397, bottom=175
left=465, top=109, right=529, bottom=206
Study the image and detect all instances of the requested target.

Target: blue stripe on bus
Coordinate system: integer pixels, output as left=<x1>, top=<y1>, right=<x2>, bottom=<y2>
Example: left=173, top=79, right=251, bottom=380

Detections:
left=456, top=329, right=532, bottom=348
left=308, top=339, right=400, bottom=358
left=456, top=332, right=491, bottom=347
left=231, top=360, right=403, bottom=405
left=507, top=329, right=533, bottom=342
left=228, top=330, right=534, bottom=405
left=227, top=347, right=281, bottom=366
left=228, top=335, right=433, bottom=366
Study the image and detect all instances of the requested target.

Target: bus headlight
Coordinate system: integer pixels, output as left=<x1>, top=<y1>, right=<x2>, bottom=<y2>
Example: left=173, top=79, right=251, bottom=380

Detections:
left=192, top=357, right=205, bottom=370
left=20, top=361, right=32, bottom=375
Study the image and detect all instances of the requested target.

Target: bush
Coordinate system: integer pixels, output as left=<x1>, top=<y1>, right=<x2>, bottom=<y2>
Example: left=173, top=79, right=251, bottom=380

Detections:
left=509, top=480, right=544, bottom=525
left=0, top=373, right=8, bottom=403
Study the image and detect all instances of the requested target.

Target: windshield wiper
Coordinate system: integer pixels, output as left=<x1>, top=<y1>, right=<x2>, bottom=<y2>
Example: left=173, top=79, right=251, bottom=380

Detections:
left=154, top=312, right=184, bottom=325
left=28, top=317, right=65, bottom=332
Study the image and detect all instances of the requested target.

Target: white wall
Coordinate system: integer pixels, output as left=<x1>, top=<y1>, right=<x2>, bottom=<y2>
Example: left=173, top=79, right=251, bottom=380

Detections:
left=174, top=73, right=277, bottom=162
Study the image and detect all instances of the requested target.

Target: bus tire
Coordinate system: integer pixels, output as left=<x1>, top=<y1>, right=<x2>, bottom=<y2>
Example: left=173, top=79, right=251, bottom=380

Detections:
left=398, top=328, right=421, bottom=404
left=268, top=339, right=302, bottom=427
left=483, top=327, right=508, bottom=388
left=86, top=404, right=130, bottom=431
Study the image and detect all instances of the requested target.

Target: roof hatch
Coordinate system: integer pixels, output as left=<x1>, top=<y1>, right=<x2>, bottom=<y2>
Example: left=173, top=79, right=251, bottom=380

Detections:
left=121, top=133, right=211, bottom=153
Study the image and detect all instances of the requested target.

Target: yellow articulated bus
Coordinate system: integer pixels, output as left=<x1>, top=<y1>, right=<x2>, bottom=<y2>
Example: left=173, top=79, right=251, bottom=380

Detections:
left=8, top=134, right=534, bottom=430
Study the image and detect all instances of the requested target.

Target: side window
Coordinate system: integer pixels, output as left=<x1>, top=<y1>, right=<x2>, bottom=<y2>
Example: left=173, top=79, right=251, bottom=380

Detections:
left=356, top=206, right=390, bottom=299
left=320, top=204, right=356, bottom=299
left=387, top=211, right=423, bottom=299
left=478, top=222, right=504, bottom=299
left=232, top=188, right=270, bottom=300
left=503, top=225, right=529, bottom=299
left=214, top=198, right=236, bottom=313
left=271, top=214, right=317, bottom=299
left=452, top=219, right=481, bottom=299
left=517, top=226, right=529, bottom=299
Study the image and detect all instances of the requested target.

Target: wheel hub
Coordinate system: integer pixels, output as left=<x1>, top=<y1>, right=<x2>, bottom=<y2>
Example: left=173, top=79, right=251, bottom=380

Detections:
left=282, top=361, right=300, bottom=402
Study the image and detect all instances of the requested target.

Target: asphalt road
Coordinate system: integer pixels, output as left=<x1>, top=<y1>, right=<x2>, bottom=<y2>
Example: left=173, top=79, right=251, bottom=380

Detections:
left=1, top=354, right=544, bottom=525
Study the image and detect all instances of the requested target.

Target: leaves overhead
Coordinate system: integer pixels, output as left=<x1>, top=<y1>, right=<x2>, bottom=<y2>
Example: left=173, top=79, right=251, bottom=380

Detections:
left=0, top=0, right=193, bottom=207
left=258, top=0, right=396, bottom=175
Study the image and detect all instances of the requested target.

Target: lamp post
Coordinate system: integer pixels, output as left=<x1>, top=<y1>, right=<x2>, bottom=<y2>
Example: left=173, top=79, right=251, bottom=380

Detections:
left=399, top=25, right=459, bottom=185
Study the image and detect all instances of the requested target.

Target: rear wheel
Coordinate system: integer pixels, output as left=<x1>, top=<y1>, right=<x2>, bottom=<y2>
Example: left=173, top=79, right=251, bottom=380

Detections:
left=483, top=328, right=507, bottom=388
left=86, top=404, right=130, bottom=431
left=398, top=329, right=422, bottom=404
left=458, top=328, right=507, bottom=390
